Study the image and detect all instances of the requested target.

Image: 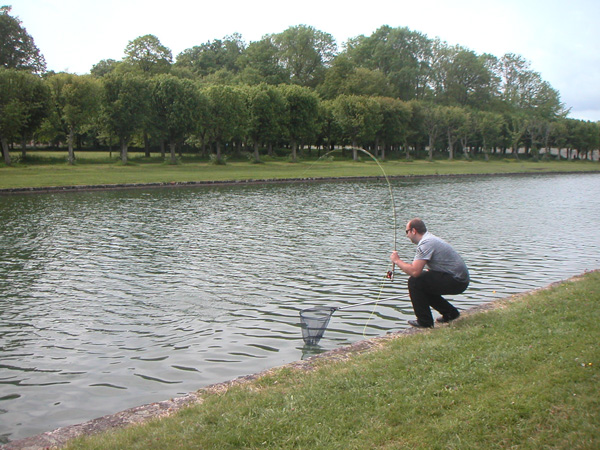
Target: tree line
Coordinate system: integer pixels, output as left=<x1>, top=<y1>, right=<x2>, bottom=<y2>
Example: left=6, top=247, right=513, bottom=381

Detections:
left=1, top=6, right=599, bottom=167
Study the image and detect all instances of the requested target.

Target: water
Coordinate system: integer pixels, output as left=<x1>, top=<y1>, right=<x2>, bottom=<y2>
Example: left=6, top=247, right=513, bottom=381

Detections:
left=1, top=173, right=599, bottom=443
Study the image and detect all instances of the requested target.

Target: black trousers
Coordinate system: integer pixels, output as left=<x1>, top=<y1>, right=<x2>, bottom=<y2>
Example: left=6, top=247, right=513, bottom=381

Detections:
left=407, top=270, right=469, bottom=327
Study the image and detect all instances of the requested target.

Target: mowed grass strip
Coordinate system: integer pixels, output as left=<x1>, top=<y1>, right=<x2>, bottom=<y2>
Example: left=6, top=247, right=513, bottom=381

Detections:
left=1, top=155, right=599, bottom=190
left=64, top=271, right=600, bottom=450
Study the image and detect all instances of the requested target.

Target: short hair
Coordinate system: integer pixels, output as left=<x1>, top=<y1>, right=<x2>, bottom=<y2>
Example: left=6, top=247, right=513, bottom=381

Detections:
left=408, top=218, right=427, bottom=234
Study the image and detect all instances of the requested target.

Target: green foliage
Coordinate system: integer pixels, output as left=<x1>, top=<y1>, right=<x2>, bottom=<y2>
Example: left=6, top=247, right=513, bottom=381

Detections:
left=237, top=37, right=290, bottom=85
left=245, top=83, right=287, bottom=162
left=123, top=34, right=172, bottom=76
left=0, top=68, right=50, bottom=164
left=175, top=34, right=245, bottom=78
left=0, top=17, right=596, bottom=164
left=332, top=94, right=382, bottom=150
left=0, top=6, right=46, bottom=73
left=102, top=73, right=149, bottom=140
left=270, top=25, right=337, bottom=87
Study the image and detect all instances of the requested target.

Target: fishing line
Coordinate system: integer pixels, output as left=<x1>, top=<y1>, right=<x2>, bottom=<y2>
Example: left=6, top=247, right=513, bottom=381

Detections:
left=299, top=147, right=401, bottom=341
left=300, top=147, right=398, bottom=257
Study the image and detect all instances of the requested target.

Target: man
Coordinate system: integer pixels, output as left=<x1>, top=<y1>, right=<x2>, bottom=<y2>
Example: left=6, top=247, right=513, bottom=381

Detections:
left=390, top=218, right=469, bottom=328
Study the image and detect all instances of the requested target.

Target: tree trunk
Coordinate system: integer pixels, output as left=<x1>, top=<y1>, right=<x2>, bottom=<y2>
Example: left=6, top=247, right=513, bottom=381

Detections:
left=21, top=137, right=27, bottom=159
left=291, top=140, right=297, bottom=162
left=169, top=142, right=177, bottom=164
left=253, top=142, right=260, bottom=163
left=1, top=136, right=11, bottom=166
left=428, top=135, right=434, bottom=161
left=482, top=138, right=489, bottom=162
left=352, top=140, right=358, bottom=161
left=144, top=132, right=150, bottom=158
left=121, top=138, right=128, bottom=164
left=216, top=140, right=223, bottom=163
left=67, top=128, right=76, bottom=165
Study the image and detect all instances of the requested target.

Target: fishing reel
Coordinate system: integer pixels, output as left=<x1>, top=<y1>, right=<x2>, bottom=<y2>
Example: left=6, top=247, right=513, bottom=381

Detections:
left=386, top=270, right=394, bottom=281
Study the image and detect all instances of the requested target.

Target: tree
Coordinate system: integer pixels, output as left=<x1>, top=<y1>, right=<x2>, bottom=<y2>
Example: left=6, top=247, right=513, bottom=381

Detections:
left=405, top=100, right=426, bottom=159
left=245, top=84, right=286, bottom=163
left=123, top=34, right=172, bottom=75
left=0, top=68, right=49, bottom=162
left=422, top=103, right=443, bottom=161
left=237, top=36, right=289, bottom=85
left=15, top=69, right=50, bottom=155
left=345, top=26, right=432, bottom=100
left=317, top=99, right=341, bottom=153
left=435, top=46, right=499, bottom=108
left=46, top=73, right=101, bottom=164
left=318, top=55, right=392, bottom=99
left=203, top=85, right=248, bottom=164
left=90, top=59, right=120, bottom=77
left=498, top=53, right=564, bottom=119
left=373, top=96, right=411, bottom=159
left=473, top=110, right=504, bottom=160
left=332, top=95, right=382, bottom=160
left=439, top=105, right=469, bottom=160
left=176, top=34, right=245, bottom=78
left=101, top=73, right=150, bottom=163
left=0, top=6, right=46, bottom=73
left=278, top=84, right=320, bottom=161
left=0, top=68, right=28, bottom=164
left=503, top=111, right=528, bottom=159
left=271, top=25, right=336, bottom=87
left=570, top=120, right=600, bottom=160
left=550, top=119, right=569, bottom=160
left=150, top=75, right=203, bottom=163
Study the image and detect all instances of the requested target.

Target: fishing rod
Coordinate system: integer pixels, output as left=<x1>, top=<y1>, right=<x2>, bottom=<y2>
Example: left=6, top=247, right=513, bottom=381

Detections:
left=298, top=147, right=402, bottom=345
left=325, top=294, right=409, bottom=312
left=301, top=146, right=398, bottom=280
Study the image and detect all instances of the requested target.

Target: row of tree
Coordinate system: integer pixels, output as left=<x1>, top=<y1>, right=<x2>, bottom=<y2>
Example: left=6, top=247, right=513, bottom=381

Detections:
left=1, top=6, right=599, bottom=166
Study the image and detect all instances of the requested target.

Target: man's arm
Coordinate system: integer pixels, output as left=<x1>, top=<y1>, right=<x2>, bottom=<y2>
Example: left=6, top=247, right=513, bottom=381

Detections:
left=390, top=251, right=427, bottom=277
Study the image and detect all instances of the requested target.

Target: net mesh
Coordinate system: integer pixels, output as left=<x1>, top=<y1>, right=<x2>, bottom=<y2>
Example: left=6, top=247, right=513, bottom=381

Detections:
left=300, top=306, right=336, bottom=345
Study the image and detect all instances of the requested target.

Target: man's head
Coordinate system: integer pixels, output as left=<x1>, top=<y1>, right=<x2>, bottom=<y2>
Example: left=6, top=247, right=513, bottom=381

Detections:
left=405, top=218, right=426, bottom=243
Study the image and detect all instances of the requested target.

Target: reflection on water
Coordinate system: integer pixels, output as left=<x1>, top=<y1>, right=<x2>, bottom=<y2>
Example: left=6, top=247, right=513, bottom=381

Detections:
left=1, top=173, right=599, bottom=442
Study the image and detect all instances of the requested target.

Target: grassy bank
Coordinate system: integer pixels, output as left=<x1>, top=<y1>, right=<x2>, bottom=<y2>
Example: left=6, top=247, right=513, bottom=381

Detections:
left=1, top=152, right=599, bottom=190
left=64, top=271, right=600, bottom=450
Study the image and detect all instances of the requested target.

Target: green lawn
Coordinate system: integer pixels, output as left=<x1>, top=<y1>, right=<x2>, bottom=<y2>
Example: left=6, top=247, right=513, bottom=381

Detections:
left=1, top=151, right=599, bottom=190
left=63, top=271, right=600, bottom=450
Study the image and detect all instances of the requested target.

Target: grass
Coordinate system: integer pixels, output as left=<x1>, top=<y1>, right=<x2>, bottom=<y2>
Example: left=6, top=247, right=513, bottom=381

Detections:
left=0, top=151, right=599, bottom=190
left=64, top=271, right=600, bottom=450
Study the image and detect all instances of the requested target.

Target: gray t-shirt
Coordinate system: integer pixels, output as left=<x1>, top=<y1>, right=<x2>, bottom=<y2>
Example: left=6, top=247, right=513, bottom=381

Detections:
left=414, top=231, right=470, bottom=282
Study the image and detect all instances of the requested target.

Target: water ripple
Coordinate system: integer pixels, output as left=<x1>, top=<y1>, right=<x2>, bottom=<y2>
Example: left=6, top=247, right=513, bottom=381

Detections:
left=0, top=174, right=599, bottom=443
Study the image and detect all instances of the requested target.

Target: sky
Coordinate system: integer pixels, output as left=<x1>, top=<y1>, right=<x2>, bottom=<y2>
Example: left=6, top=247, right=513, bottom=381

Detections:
left=9, top=0, right=600, bottom=122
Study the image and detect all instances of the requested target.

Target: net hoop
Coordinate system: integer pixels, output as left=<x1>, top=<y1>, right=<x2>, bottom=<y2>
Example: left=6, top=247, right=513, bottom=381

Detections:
left=299, top=306, right=337, bottom=346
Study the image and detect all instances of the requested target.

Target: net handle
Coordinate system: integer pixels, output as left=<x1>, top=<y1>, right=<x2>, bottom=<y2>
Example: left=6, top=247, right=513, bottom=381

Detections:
left=335, top=294, right=408, bottom=310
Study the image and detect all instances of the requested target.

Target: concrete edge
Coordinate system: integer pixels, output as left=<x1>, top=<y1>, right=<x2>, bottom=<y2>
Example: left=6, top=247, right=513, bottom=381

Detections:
left=1, top=171, right=598, bottom=195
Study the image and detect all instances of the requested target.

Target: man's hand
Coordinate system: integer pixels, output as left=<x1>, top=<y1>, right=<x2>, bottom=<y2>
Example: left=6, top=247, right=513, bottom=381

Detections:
left=390, top=251, right=426, bottom=277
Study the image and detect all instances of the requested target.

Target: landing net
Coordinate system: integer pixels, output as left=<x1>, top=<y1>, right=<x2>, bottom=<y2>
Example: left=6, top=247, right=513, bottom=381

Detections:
left=299, top=306, right=337, bottom=346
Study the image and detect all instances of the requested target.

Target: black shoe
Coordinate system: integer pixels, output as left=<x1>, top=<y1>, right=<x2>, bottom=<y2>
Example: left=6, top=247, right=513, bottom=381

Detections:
left=408, top=319, right=433, bottom=329
left=436, top=312, right=460, bottom=324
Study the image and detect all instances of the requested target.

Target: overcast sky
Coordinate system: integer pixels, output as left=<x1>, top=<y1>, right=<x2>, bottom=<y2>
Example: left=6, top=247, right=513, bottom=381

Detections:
left=9, top=0, right=600, bottom=121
